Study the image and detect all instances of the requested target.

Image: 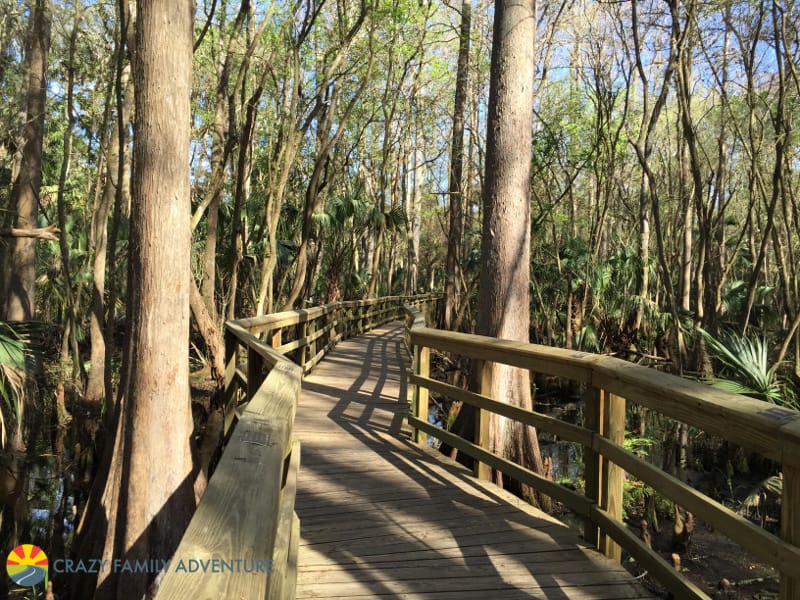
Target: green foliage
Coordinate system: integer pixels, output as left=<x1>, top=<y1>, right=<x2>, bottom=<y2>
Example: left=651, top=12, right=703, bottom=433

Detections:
left=0, top=321, right=27, bottom=447
left=620, top=431, right=665, bottom=522
left=740, top=474, right=782, bottom=516
left=624, top=432, right=657, bottom=458
left=720, top=281, right=777, bottom=329
left=696, top=327, right=797, bottom=409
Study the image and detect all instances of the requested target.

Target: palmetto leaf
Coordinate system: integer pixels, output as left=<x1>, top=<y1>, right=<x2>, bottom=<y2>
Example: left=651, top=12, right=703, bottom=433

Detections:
left=706, top=378, right=762, bottom=397
left=740, top=475, right=782, bottom=514
left=0, top=322, right=27, bottom=447
left=0, top=322, right=25, bottom=370
left=696, top=327, right=783, bottom=404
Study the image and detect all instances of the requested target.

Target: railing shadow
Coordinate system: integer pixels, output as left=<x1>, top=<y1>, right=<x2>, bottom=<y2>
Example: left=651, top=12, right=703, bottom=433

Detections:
left=295, top=322, right=648, bottom=599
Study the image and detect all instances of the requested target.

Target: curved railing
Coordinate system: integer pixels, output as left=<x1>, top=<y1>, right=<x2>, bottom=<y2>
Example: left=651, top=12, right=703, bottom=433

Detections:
left=156, top=294, right=438, bottom=599
left=404, top=304, right=800, bottom=600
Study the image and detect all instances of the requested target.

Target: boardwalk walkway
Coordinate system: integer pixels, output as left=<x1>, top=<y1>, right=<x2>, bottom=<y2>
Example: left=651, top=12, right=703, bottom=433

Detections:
left=293, top=321, right=652, bottom=599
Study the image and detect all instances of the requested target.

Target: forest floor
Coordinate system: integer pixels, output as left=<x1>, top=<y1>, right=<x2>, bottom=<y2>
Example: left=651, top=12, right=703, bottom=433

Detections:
left=551, top=502, right=781, bottom=599
left=636, top=516, right=778, bottom=599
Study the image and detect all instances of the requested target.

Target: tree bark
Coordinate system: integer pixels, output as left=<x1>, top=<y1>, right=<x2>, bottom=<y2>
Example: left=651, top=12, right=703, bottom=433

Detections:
left=405, top=144, right=422, bottom=295
left=196, top=0, right=249, bottom=320
left=189, top=274, right=225, bottom=386
left=55, top=11, right=83, bottom=380
left=2, top=0, right=51, bottom=321
left=85, top=38, right=133, bottom=406
left=94, top=2, right=201, bottom=598
left=474, top=0, right=546, bottom=498
left=444, top=0, right=471, bottom=330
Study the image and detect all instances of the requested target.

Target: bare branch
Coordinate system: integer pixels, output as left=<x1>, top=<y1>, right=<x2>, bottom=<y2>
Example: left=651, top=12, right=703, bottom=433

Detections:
left=0, top=224, right=60, bottom=240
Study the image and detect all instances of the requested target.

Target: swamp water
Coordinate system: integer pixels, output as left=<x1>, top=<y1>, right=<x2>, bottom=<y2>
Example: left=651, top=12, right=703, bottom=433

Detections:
left=1, top=393, right=97, bottom=599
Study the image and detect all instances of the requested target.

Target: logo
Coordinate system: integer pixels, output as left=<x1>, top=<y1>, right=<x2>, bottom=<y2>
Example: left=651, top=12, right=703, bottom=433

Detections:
left=7, top=544, right=48, bottom=588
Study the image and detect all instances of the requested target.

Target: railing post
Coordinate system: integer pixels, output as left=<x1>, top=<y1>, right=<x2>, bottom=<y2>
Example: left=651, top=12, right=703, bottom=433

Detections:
left=474, top=360, right=492, bottom=480
left=601, top=392, right=625, bottom=561
left=299, top=319, right=308, bottom=370
left=781, top=445, right=800, bottom=598
left=222, top=329, right=240, bottom=434
left=782, top=466, right=800, bottom=600
left=326, top=308, right=334, bottom=349
left=308, top=316, right=317, bottom=366
left=224, top=328, right=238, bottom=392
left=332, top=302, right=340, bottom=343
left=413, top=344, right=430, bottom=445
left=583, top=385, right=602, bottom=548
left=247, top=347, right=265, bottom=400
left=583, top=387, right=624, bottom=560
left=271, top=328, right=281, bottom=350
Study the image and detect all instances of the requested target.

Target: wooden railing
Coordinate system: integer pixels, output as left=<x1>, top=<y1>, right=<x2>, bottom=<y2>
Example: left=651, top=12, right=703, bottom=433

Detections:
left=404, top=304, right=800, bottom=600
left=156, top=294, right=437, bottom=599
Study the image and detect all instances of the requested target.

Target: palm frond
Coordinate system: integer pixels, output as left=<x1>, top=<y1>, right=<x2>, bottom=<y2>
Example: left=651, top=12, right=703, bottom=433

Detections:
left=0, top=322, right=28, bottom=447
left=740, top=475, right=782, bottom=514
left=696, top=327, right=784, bottom=405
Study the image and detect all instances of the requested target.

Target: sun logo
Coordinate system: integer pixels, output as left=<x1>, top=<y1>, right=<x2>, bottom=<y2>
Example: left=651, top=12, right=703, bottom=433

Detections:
left=6, top=544, right=48, bottom=588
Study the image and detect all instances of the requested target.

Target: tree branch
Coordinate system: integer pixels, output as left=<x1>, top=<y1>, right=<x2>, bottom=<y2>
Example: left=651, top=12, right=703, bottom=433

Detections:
left=0, top=224, right=60, bottom=240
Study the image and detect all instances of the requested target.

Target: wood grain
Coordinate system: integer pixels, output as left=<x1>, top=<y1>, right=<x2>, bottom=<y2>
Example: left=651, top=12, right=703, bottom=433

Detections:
left=295, top=323, right=648, bottom=599
left=157, top=359, right=301, bottom=599
left=406, top=312, right=800, bottom=598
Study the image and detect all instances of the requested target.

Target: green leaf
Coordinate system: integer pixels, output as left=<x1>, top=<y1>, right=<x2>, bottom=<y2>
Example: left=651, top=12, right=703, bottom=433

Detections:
left=0, top=323, right=25, bottom=371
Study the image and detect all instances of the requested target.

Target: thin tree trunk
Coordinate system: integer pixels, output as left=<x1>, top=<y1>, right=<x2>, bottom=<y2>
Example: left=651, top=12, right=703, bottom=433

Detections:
left=444, top=0, right=471, bottom=329
left=2, top=0, right=51, bottom=321
left=741, top=2, right=789, bottom=335
left=406, top=143, right=422, bottom=295
left=56, top=11, right=83, bottom=381
left=85, top=55, right=133, bottom=405
left=189, top=274, right=225, bottom=385
left=197, top=0, right=249, bottom=320
left=227, top=85, right=262, bottom=320
left=284, top=52, right=374, bottom=309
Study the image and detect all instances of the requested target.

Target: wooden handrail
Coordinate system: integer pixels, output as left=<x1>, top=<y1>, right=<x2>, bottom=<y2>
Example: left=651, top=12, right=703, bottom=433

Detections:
left=157, top=294, right=438, bottom=599
left=403, top=305, right=800, bottom=600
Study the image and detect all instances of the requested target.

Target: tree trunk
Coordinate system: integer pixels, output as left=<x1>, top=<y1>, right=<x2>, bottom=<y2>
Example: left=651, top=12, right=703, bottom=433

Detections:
left=475, top=0, right=545, bottom=499
left=196, top=0, right=250, bottom=320
left=405, top=145, right=422, bottom=295
left=444, top=0, right=471, bottom=329
left=85, top=59, right=133, bottom=405
left=94, top=2, right=201, bottom=598
left=189, top=275, right=225, bottom=386
left=284, top=55, right=373, bottom=309
left=56, top=13, right=82, bottom=381
left=679, top=139, right=692, bottom=314
left=226, top=86, right=261, bottom=320
left=2, top=0, right=51, bottom=321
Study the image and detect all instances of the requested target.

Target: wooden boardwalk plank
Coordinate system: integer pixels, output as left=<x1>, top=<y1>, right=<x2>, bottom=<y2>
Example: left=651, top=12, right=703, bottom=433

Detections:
left=295, top=322, right=652, bottom=599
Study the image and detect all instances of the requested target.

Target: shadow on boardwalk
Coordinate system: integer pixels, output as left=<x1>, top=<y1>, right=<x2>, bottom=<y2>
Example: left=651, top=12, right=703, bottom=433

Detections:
left=294, top=322, right=652, bottom=600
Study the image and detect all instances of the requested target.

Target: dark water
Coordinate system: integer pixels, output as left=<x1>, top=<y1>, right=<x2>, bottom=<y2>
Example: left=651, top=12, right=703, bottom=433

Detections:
left=1, top=397, right=95, bottom=599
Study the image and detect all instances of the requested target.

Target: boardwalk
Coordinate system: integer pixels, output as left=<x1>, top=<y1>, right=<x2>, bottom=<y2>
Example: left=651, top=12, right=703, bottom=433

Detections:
left=293, top=322, right=652, bottom=599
